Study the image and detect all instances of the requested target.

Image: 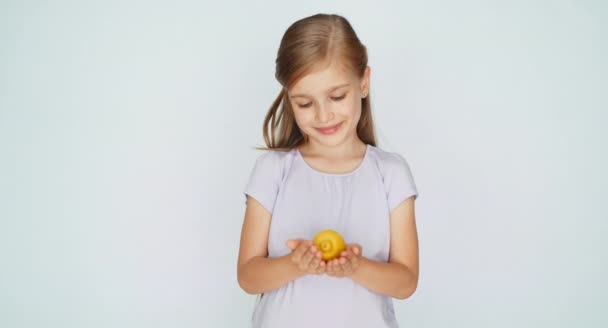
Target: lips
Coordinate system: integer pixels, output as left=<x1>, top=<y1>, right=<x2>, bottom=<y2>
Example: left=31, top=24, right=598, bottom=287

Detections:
left=315, top=122, right=343, bottom=135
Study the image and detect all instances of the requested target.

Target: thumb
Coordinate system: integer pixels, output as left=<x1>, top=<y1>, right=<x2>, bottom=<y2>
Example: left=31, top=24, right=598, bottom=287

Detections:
left=286, top=239, right=304, bottom=250
left=350, top=244, right=362, bottom=256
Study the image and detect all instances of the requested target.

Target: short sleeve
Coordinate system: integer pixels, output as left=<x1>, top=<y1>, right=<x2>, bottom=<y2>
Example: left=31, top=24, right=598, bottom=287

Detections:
left=383, top=153, right=419, bottom=212
left=243, top=151, right=283, bottom=214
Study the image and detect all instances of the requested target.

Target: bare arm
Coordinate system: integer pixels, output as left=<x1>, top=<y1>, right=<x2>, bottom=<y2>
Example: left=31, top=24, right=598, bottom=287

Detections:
left=350, top=196, right=419, bottom=299
left=237, top=196, right=324, bottom=294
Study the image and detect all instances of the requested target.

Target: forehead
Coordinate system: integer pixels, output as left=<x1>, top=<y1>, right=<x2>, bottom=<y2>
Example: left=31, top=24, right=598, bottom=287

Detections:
left=288, top=61, right=357, bottom=98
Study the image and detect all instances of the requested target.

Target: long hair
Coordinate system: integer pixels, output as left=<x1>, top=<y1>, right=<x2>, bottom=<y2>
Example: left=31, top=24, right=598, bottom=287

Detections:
left=259, top=14, right=377, bottom=151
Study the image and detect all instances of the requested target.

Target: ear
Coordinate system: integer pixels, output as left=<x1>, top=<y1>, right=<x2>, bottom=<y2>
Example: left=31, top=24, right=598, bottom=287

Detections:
left=360, top=66, right=371, bottom=97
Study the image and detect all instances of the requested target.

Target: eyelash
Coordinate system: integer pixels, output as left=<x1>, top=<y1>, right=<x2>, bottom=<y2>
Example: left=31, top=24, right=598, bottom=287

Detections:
left=297, top=94, right=346, bottom=108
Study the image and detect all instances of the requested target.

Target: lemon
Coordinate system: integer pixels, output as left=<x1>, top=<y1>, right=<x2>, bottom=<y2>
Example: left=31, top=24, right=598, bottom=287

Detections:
left=313, top=229, right=346, bottom=261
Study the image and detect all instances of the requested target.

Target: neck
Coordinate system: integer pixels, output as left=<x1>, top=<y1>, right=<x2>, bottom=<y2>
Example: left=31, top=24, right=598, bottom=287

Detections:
left=300, top=137, right=366, bottom=160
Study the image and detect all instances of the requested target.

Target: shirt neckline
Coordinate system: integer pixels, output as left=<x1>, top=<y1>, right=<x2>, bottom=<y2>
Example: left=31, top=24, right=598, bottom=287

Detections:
left=295, top=144, right=371, bottom=177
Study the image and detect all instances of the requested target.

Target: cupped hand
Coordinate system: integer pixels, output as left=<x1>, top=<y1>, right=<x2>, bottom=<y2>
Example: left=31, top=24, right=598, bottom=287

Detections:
left=286, top=239, right=326, bottom=275
left=326, top=243, right=362, bottom=278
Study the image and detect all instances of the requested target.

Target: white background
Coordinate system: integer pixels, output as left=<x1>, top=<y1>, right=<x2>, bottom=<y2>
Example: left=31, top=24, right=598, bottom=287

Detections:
left=1, top=0, right=607, bottom=327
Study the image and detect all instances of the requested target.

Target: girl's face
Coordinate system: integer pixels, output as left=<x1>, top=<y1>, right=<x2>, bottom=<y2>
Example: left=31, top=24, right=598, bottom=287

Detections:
left=287, top=62, right=370, bottom=149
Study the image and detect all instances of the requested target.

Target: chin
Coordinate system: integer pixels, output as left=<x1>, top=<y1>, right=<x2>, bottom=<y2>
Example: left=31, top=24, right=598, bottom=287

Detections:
left=314, top=138, right=344, bottom=148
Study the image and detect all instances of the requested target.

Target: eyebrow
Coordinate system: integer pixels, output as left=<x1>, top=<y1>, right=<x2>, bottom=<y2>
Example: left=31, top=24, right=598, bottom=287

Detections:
left=289, top=83, right=350, bottom=98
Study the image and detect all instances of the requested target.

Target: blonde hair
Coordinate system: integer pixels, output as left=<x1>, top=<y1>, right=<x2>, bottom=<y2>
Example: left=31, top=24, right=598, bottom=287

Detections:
left=259, top=13, right=377, bottom=151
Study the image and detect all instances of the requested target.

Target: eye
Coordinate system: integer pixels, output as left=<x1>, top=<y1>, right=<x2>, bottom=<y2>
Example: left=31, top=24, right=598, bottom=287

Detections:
left=297, top=102, right=313, bottom=109
left=331, top=94, right=346, bottom=101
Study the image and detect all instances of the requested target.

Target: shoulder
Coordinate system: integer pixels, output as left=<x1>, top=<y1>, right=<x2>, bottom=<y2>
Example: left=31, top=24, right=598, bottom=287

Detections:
left=249, top=148, right=297, bottom=180
left=252, top=148, right=294, bottom=167
left=244, top=149, right=296, bottom=214
left=367, top=145, right=419, bottom=208
left=367, top=145, right=413, bottom=175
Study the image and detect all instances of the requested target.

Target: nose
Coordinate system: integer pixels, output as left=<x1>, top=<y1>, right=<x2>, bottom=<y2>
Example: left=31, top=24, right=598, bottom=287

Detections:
left=315, top=103, right=334, bottom=124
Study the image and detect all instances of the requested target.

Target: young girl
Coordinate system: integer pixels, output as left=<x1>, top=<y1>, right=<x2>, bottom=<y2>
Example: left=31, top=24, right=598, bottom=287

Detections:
left=237, top=13, right=419, bottom=328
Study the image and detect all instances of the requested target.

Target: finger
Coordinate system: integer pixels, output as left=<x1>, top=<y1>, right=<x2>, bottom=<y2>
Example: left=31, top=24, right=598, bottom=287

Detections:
left=301, top=245, right=317, bottom=268
left=286, top=239, right=306, bottom=251
left=332, top=259, right=344, bottom=276
left=349, top=251, right=359, bottom=269
left=292, top=240, right=310, bottom=263
left=329, top=264, right=340, bottom=276
left=345, top=248, right=361, bottom=271
left=312, top=250, right=324, bottom=268
left=341, top=257, right=352, bottom=273
left=316, top=261, right=326, bottom=274
left=309, top=253, right=322, bottom=271
left=326, top=261, right=335, bottom=275
left=339, top=257, right=350, bottom=272
left=287, top=238, right=312, bottom=251
left=349, top=244, right=362, bottom=256
left=349, top=251, right=361, bottom=262
left=343, top=249, right=355, bottom=260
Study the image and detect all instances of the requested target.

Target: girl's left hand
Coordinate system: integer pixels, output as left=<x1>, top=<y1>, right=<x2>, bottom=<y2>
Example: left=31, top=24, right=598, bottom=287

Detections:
left=326, top=243, right=363, bottom=278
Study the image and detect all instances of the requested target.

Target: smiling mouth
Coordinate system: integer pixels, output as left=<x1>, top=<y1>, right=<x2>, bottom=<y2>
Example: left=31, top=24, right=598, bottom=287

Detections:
left=315, top=122, right=343, bottom=135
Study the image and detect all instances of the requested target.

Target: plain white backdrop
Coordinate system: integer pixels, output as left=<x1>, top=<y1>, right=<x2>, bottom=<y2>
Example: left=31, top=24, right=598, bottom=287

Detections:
left=1, top=0, right=607, bottom=327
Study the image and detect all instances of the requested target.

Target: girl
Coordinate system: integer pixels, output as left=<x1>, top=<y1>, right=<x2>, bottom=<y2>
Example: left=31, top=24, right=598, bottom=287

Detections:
left=237, top=13, right=419, bottom=328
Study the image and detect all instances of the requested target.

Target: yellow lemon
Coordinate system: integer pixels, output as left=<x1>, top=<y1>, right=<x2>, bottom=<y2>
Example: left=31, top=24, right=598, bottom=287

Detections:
left=313, top=229, right=346, bottom=261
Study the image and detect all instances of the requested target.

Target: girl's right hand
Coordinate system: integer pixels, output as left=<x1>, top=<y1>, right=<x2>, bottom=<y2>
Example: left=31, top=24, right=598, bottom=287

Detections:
left=286, top=239, right=326, bottom=275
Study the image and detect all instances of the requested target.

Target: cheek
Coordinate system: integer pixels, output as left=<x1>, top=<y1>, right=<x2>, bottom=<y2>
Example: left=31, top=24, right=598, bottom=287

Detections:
left=339, top=98, right=362, bottom=120
left=292, top=110, right=314, bottom=128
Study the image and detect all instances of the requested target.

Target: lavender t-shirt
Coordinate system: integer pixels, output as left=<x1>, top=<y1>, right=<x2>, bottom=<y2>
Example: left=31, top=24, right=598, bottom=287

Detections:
left=243, top=144, right=419, bottom=328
